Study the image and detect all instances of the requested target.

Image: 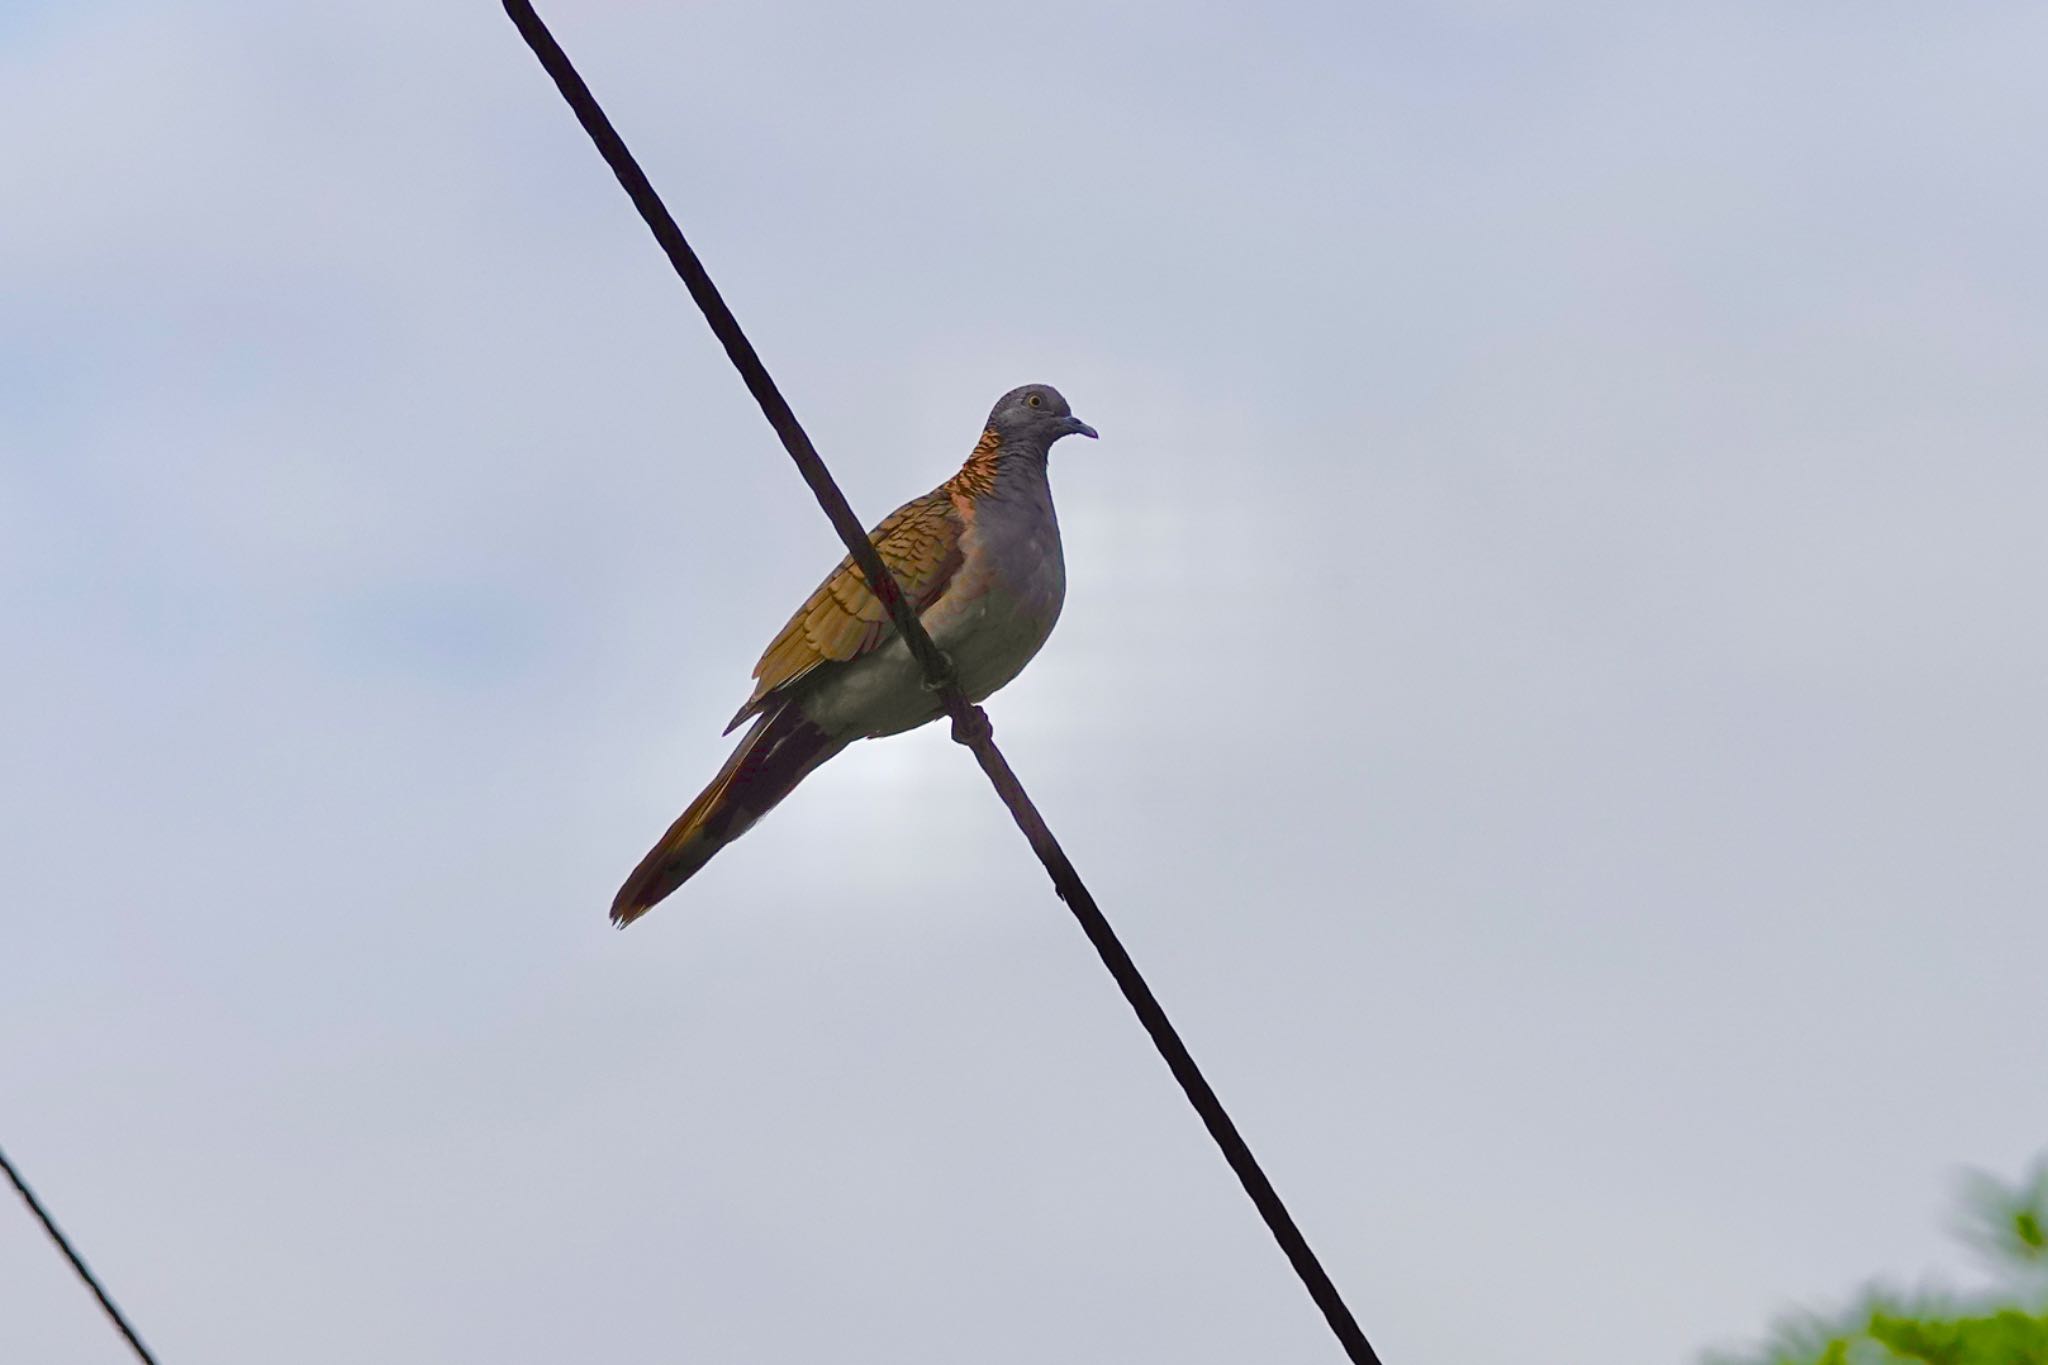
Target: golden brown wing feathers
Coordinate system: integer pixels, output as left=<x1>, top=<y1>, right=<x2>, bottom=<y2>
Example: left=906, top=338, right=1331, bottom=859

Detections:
left=723, top=491, right=965, bottom=733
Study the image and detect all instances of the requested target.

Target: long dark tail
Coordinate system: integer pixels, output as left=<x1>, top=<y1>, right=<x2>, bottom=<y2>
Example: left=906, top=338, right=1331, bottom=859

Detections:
left=610, top=704, right=844, bottom=926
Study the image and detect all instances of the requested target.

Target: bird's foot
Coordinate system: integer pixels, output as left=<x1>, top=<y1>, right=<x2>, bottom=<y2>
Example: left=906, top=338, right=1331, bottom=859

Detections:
left=950, top=705, right=993, bottom=747
left=918, top=651, right=989, bottom=744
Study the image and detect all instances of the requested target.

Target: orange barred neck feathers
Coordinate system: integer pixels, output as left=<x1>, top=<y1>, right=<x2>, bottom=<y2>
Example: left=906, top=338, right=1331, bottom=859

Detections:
left=945, top=426, right=1006, bottom=499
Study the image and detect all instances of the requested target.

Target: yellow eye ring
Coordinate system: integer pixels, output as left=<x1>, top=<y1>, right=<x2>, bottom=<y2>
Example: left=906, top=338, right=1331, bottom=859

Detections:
left=1026, top=393, right=1042, bottom=407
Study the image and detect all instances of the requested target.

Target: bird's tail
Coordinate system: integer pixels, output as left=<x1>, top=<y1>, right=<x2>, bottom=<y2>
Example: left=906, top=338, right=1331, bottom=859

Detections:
left=611, top=704, right=845, bottom=926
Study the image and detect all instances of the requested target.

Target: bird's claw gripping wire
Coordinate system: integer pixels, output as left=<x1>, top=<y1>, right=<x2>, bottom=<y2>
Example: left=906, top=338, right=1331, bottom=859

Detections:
left=950, top=705, right=993, bottom=747
left=913, top=649, right=989, bottom=744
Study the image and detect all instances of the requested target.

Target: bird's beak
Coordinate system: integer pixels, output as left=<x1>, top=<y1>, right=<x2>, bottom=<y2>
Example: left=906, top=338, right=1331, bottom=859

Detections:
left=1065, top=415, right=1099, bottom=440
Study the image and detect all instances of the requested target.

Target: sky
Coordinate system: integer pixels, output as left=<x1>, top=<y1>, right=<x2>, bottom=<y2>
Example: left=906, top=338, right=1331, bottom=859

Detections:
left=4, top=2, right=2046, bottom=1362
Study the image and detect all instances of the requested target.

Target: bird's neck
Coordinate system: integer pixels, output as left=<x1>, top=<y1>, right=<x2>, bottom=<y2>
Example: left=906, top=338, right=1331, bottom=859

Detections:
left=947, top=427, right=1048, bottom=501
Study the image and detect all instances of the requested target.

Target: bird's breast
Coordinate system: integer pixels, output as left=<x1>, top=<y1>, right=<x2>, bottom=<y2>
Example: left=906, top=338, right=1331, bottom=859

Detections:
left=934, top=501, right=1066, bottom=703
left=794, top=487, right=1066, bottom=741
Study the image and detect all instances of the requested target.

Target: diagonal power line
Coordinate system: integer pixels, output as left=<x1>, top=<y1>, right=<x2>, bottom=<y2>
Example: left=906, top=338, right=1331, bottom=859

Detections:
left=1, top=1142, right=160, bottom=1365
left=500, top=5, right=1383, bottom=1362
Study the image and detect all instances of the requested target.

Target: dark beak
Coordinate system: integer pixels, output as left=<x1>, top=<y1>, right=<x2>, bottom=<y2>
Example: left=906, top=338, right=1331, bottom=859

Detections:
left=1065, top=415, right=1099, bottom=440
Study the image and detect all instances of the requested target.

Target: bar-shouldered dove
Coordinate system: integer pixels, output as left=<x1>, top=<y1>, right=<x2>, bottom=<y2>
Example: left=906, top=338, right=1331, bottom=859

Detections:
left=611, top=383, right=1097, bottom=925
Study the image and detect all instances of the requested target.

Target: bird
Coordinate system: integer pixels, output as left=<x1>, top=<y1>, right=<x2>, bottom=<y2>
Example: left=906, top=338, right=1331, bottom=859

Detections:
left=611, top=382, right=1098, bottom=926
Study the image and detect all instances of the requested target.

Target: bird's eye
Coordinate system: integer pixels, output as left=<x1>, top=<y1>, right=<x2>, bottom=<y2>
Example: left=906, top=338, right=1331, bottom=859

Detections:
left=1026, top=393, right=1042, bottom=407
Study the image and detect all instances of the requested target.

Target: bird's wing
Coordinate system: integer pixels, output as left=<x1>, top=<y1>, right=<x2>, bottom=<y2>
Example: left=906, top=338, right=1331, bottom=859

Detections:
left=724, top=489, right=966, bottom=733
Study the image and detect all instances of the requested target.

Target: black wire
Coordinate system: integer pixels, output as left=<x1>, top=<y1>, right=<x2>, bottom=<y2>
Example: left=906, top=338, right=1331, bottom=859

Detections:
left=1, top=1142, right=161, bottom=1365
left=500, top=5, right=1384, bottom=1361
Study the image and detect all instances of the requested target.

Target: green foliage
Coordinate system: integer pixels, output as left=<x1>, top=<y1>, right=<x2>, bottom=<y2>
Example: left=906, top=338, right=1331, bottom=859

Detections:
left=1708, top=1157, right=2048, bottom=1365
left=1867, top=1308, right=2048, bottom=1364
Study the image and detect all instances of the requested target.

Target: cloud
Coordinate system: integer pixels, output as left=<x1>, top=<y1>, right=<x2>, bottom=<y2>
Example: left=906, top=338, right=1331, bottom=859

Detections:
left=5, top=3, right=2048, bottom=1363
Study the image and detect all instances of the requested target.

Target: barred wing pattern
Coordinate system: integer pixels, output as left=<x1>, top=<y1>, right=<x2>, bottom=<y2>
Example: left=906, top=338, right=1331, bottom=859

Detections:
left=724, top=490, right=965, bottom=733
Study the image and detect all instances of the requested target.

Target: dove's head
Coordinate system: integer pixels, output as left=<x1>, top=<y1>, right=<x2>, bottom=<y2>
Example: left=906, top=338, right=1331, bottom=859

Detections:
left=988, top=383, right=1097, bottom=449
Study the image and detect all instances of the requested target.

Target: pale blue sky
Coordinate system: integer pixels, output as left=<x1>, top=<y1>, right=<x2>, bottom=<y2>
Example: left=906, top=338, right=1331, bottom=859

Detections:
left=5, top=3, right=2046, bottom=1362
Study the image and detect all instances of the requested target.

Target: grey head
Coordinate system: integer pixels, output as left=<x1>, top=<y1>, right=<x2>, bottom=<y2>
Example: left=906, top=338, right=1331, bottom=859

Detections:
left=987, top=383, right=1098, bottom=450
